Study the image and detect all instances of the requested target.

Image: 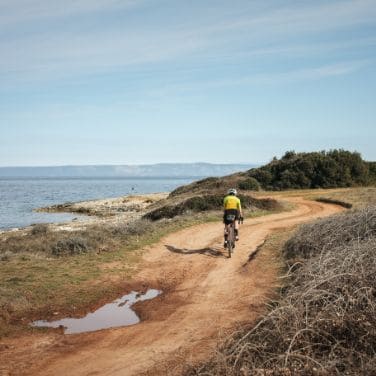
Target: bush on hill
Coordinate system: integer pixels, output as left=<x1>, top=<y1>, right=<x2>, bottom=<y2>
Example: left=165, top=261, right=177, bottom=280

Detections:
left=237, top=177, right=260, bottom=191
left=368, top=161, right=376, bottom=185
left=169, top=150, right=375, bottom=196
left=248, top=149, right=372, bottom=190
left=169, top=176, right=240, bottom=197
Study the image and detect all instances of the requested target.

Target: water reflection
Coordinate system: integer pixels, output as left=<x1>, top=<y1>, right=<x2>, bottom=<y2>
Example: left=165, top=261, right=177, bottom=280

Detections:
left=32, top=289, right=161, bottom=334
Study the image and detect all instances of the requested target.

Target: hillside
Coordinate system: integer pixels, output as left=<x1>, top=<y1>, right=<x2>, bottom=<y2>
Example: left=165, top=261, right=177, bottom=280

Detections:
left=171, top=150, right=375, bottom=195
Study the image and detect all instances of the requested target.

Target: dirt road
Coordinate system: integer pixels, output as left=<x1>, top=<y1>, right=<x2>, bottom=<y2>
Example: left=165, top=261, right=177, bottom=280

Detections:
left=1, top=197, right=343, bottom=376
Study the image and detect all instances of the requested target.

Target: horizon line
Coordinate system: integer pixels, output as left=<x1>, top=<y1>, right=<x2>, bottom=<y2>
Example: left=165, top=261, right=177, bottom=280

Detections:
left=0, top=162, right=260, bottom=169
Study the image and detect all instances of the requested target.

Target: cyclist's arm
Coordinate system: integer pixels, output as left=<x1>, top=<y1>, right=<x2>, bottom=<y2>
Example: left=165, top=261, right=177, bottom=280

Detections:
left=237, top=200, right=243, bottom=217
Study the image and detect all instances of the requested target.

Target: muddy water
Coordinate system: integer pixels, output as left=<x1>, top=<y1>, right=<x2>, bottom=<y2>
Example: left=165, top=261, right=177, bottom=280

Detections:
left=31, top=289, right=161, bottom=334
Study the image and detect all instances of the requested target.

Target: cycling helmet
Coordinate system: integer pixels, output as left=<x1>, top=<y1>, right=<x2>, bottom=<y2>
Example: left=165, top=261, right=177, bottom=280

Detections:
left=228, top=188, right=237, bottom=196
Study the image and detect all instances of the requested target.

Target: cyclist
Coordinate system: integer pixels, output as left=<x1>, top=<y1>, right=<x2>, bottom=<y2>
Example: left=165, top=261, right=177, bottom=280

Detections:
left=223, top=188, right=243, bottom=247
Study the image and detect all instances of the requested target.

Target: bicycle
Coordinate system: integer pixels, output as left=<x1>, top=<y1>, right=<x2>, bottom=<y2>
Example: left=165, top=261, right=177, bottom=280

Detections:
left=224, top=215, right=243, bottom=258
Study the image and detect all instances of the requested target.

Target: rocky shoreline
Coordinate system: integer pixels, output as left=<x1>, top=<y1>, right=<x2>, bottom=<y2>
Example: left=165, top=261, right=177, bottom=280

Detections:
left=0, top=193, right=168, bottom=236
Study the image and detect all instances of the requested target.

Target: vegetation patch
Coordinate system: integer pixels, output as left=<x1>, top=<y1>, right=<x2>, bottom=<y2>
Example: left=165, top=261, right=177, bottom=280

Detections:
left=169, top=176, right=242, bottom=197
left=314, top=197, right=353, bottom=209
left=247, top=149, right=375, bottom=190
left=283, top=207, right=375, bottom=260
left=185, top=207, right=376, bottom=375
left=309, top=187, right=376, bottom=209
left=51, top=237, right=90, bottom=256
left=30, top=223, right=49, bottom=236
left=0, top=217, right=171, bottom=337
left=143, top=194, right=281, bottom=221
left=237, top=177, right=260, bottom=191
left=170, top=150, right=375, bottom=195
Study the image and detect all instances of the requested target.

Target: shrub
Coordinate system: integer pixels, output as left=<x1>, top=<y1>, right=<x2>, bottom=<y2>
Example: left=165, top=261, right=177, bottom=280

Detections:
left=315, top=197, right=353, bottom=209
left=238, top=177, right=260, bottom=191
left=51, top=237, right=89, bottom=256
left=247, top=149, right=372, bottom=190
left=110, top=219, right=156, bottom=236
left=283, top=206, right=376, bottom=260
left=30, top=223, right=49, bottom=235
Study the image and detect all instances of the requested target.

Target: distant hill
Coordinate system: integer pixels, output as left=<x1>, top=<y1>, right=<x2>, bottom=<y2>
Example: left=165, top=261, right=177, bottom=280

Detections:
left=0, top=163, right=257, bottom=178
left=170, top=150, right=375, bottom=195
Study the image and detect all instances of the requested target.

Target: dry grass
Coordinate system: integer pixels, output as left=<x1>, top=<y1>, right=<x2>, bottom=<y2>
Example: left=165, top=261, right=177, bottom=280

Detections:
left=253, top=187, right=376, bottom=207
left=310, top=187, right=376, bottom=209
left=185, top=207, right=376, bottom=375
left=283, top=206, right=376, bottom=260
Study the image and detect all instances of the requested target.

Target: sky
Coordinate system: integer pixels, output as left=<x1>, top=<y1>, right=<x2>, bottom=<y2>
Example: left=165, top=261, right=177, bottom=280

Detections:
left=0, top=0, right=375, bottom=166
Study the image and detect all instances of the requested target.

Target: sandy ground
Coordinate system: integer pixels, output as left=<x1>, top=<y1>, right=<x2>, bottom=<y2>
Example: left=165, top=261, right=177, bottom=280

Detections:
left=0, top=197, right=343, bottom=376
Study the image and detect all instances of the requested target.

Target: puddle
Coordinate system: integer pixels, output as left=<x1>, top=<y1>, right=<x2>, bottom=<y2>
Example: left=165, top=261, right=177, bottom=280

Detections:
left=31, top=289, right=161, bottom=334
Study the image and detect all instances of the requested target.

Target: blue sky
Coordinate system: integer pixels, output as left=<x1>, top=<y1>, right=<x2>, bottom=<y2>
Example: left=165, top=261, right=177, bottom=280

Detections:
left=0, top=0, right=375, bottom=166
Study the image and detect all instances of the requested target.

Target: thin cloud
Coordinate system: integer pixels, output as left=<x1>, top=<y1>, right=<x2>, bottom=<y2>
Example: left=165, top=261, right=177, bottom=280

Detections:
left=0, top=0, right=146, bottom=26
left=145, top=60, right=372, bottom=96
left=0, top=0, right=375, bottom=86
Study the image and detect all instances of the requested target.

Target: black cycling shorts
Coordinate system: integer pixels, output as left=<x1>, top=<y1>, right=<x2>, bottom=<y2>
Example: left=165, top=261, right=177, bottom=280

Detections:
left=223, top=209, right=239, bottom=225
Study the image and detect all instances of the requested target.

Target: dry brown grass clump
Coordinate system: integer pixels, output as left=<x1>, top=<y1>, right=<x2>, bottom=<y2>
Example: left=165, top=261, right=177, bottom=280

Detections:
left=283, top=206, right=376, bottom=260
left=185, top=207, right=376, bottom=375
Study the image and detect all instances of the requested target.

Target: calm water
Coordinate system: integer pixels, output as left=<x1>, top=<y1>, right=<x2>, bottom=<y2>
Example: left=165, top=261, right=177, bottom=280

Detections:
left=32, top=289, right=162, bottom=334
left=0, top=177, right=195, bottom=230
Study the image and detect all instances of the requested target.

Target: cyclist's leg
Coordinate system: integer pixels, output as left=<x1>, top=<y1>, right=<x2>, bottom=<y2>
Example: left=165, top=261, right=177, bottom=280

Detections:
left=235, top=211, right=240, bottom=240
left=223, top=210, right=229, bottom=246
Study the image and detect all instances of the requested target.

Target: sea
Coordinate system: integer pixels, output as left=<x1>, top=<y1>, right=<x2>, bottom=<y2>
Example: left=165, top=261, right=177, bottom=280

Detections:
left=0, top=177, right=196, bottom=230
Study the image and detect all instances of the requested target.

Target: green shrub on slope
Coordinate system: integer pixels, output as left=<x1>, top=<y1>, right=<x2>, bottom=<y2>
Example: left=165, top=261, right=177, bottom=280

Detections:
left=248, top=150, right=371, bottom=190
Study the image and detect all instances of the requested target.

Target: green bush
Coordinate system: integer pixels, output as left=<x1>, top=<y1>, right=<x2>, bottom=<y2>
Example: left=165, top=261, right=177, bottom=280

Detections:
left=248, top=149, right=372, bottom=190
left=238, top=177, right=260, bottom=191
left=368, top=162, right=376, bottom=185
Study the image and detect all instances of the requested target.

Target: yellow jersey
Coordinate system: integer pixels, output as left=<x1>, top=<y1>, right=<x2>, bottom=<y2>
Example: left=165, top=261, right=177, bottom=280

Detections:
left=223, top=195, right=241, bottom=210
